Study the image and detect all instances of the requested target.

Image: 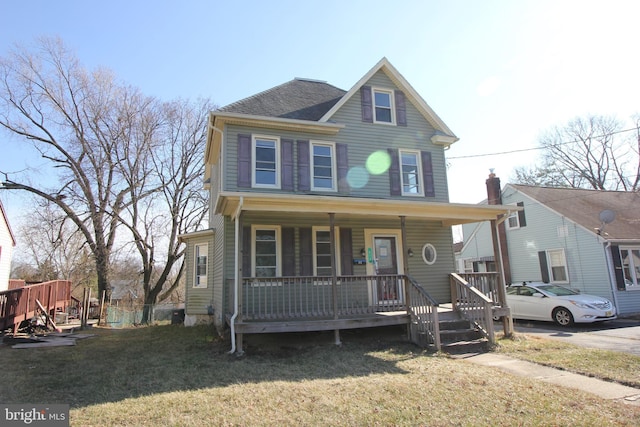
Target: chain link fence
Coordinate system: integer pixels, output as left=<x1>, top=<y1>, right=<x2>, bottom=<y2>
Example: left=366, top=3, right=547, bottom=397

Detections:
left=105, top=304, right=184, bottom=328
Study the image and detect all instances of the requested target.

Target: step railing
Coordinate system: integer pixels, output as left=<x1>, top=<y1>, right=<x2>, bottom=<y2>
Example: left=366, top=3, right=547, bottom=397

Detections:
left=449, top=273, right=495, bottom=344
left=0, top=280, right=72, bottom=332
left=405, top=275, right=441, bottom=351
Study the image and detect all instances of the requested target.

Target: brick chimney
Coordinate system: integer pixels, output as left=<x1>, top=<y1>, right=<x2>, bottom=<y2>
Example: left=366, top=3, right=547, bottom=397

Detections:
left=486, top=172, right=512, bottom=284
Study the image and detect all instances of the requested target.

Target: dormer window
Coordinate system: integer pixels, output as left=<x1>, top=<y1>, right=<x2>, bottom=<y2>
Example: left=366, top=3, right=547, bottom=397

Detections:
left=373, top=88, right=395, bottom=124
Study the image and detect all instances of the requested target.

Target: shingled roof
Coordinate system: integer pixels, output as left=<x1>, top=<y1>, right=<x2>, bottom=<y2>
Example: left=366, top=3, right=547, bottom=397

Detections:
left=511, top=184, right=640, bottom=241
left=217, top=78, right=347, bottom=121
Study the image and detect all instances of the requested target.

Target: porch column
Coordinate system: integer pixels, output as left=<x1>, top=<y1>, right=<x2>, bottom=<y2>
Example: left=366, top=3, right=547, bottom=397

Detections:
left=236, top=211, right=244, bottom=354
left=491, top=218, right=513, bottom=337
left=329, top=213, right=341, bottom=345
left=400, top=215, right=412, bottom=341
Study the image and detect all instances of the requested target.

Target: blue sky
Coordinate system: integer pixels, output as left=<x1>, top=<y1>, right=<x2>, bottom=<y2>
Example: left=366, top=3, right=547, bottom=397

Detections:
left=1, top=0, right=640, bottom=231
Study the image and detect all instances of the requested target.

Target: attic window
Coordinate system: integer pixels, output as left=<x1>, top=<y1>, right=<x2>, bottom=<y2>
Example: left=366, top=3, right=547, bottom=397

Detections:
left=373, top=88, right=395, bottom=124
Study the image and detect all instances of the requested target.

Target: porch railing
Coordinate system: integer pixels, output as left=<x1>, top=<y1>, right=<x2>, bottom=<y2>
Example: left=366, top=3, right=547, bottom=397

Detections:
left=0, top=280, right=72, bottom=332
left=449, top=273, right=495, bottom=344
left=457, top=272, right=501, bottom=304
left=238, top=274, right=406, bottom=321
left=405, top=275, right=441, bottom=351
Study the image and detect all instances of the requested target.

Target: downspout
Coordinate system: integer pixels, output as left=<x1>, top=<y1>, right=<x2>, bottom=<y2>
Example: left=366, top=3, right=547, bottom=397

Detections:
left=603, top=241, right=621, bottom=313
left=228, top=197, right=243, bottom=354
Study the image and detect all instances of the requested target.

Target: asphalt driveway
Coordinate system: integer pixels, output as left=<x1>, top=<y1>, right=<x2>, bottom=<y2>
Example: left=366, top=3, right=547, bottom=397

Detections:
left=504, top=317, right=640, bottom=356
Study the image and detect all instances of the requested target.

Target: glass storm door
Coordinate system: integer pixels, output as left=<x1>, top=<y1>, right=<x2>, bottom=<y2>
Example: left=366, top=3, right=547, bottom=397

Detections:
left=373, top=236, right=401, bottom=303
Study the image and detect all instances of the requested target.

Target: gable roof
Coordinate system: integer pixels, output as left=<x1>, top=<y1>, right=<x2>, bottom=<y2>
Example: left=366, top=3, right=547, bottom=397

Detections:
left=0, top=199, right=16, bottom=246
left=509, top=184, right=640, bottom=241
left=217, top=78, right=346, bottom=121
left=319, top=57, right=458, bottom=143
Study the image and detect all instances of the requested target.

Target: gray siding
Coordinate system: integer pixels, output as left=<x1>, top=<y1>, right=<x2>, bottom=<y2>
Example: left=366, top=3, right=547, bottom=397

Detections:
left=184, top=235, right=215, bottom=315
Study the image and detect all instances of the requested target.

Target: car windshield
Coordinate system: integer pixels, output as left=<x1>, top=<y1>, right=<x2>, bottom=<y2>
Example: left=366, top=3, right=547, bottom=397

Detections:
left=535, top=285, right=579, bottom=296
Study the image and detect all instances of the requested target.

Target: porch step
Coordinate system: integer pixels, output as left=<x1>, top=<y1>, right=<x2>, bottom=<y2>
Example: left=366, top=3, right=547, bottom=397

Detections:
left=438, top=318, right=489, bottom=355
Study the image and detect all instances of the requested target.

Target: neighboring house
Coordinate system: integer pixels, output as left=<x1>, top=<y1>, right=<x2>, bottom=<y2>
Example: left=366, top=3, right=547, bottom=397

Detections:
left=458, top=178, right=640, bottom=316
left=180, top=58, right=512, bottom=352
left=0, top=199, right=17, bottom=292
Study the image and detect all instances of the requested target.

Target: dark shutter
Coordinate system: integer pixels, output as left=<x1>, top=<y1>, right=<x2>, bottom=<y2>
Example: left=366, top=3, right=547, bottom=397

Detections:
left=299, top=227, right=313, bottom=275
left=242, top=226, right=251, bottom=278
left=395, top=90, right=407, bottom=126
left=297, top=140, right=310, bottom=191
left=610, top=245, right=626, bottom=291
left=388, top=148, right=401, bottom=196
left=421, top=151, right=435, bottom=197
left=237, top=134, right=252, bottom=188
left=281, top=139, right=294, bottom=191
left=361, top=86, right=373, bottom=123
left=517, top=201, right=527, bottom=227
left=337, top=143, right=349, bottom=194
left=340, top=228, right=353, bottom=275
left=282, top=227, right=295, bottom=276
left=538, top=251, right=550, bottom=283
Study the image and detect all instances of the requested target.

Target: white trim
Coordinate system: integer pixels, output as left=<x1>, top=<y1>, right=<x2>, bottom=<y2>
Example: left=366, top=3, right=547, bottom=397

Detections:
left=251, top=225, right=282, bottom=278
left=618, top=245, right=640, bottom=290
left=546, top=248, right=569, bottom=284
left=372, top=87, right=396, bottom=125
left=399, top=149, right=424, bottom=197
left=310, top=140, right=337, bottom=192
left=193, top=243, right=208, bottom=288
left=421, top=243, right=437, bottom=265
left=312, top=226, right=341, bottom=276
left=251, top=135, right=281, bottom=189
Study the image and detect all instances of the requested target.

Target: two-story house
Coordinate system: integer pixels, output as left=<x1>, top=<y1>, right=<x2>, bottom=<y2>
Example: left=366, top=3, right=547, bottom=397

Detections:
left=458, top=176, right=640, bottom=316
left=181, top=58, right=514, bottom=353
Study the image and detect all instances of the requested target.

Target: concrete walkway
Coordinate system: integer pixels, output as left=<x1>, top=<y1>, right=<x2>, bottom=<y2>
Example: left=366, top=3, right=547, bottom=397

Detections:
left=460, top=352, right=640, bottom=406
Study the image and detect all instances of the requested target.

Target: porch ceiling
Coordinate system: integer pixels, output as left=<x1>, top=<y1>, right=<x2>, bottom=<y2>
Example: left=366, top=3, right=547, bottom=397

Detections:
left=215, top=192, right=518, bottom=226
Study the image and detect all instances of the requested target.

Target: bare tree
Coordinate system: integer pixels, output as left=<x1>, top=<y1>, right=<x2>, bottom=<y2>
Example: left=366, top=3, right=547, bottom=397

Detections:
left=0, top=37, right=158, bottom=299
left=117, top=98, right=211, bottom=323
left=512, top=115, right=640, bottom=191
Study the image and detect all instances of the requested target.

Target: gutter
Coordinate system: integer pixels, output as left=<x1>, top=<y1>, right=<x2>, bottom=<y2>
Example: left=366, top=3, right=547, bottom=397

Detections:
left=228, top=196, right=243, bottom=354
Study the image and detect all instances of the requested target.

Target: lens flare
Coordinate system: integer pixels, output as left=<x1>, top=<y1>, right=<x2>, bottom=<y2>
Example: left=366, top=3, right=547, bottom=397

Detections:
left=366, top=150, right=391, bottom=175
left=346, top=166, right=369, bottom=189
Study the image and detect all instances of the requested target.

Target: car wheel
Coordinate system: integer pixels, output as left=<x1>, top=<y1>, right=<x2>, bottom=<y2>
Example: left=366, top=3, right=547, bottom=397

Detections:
left=552, top=307, right=574, bottom=326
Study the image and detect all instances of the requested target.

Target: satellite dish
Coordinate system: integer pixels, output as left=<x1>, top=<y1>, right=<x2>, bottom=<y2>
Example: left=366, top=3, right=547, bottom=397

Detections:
left=599, top=209, right=616, bottom=225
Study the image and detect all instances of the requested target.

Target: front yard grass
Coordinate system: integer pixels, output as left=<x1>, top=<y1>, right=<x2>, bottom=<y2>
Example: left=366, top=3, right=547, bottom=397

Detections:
left=496, top=332, right=640, bottom=389
left=0, top=325, right=638, bottom=426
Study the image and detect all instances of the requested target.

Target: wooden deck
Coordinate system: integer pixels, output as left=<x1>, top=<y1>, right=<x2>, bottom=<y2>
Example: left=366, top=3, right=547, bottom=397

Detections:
left=0, top=280, right=72, bottom=333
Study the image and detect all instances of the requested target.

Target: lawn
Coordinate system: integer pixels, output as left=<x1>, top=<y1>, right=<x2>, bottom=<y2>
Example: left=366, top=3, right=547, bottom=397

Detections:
left=1, top=325, right=638, bottom=426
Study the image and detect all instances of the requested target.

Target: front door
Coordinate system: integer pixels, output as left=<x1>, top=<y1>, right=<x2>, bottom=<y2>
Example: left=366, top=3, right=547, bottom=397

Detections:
left=373, top=236, right=401, bottom=303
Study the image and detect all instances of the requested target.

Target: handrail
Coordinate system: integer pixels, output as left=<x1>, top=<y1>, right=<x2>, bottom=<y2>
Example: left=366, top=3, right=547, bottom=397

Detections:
left=405, top=275, right=441, bottom=351
left=0, top=280, right=72, bottom=332
left=457, top=272, right=501, bottom=305
left=449, top=273, right=495, bottom=344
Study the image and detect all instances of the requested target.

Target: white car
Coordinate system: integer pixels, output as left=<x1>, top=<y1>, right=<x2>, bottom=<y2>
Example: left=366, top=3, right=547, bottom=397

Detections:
left=505, top=282, right=617, bottom=326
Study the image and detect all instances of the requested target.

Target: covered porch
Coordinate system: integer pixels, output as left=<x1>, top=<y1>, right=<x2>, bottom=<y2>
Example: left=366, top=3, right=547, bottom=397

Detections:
left=216, top=192, right=516, bottom=354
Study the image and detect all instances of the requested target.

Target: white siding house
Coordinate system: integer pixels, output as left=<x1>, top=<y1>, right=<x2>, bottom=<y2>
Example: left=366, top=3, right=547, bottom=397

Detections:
left=0, top=200, right=16, bottom=291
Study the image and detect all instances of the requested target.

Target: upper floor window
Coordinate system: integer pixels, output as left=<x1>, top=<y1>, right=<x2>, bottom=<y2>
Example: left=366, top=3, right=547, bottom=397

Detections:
left=506, top=202, right=526, bottom=230
left=311, top=141, right=336, bottom=191
left=373, top=88, right=395, bottom=124
left=253, top=136, right=280, bottom=188
left=194, top=243, right=208, bottom=288
left=399, top=150, right=423, bottom=196
left=252, top=225, right=281, bottom=278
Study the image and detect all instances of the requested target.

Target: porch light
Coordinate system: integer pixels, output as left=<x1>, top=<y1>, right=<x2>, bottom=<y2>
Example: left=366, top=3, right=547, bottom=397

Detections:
left=408, top=248, right=414, bottom=257
left=360, top=248, right=366, bottom=258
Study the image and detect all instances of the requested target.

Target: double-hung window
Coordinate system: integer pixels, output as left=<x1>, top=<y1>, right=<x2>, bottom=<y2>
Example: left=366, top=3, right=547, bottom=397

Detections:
left=311, top=141, right=336, bottom=191
left=547, top=249, right=568, bottom=283
left=194, top=243, right=208, bottom=288
left=620, top=247, right=640, bottom=289
left=253, top=136, right=280, bottom=188
left=313, top=227, right=340, bottom=277
left=373, top=88, right=395, bottom=124
left=399, top=150, right=423, bottom=196
left=252, top=226, right=281, bottom=278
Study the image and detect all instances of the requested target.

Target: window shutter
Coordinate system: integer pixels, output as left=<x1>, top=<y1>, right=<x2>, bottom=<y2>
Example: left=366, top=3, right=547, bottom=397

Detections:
left=281, top=138, right=294, bottom=191
left=517, top=201, right=527, bottom=227
left=282, top=227, right=295, bottom=276
left=242, top=226, right=252, bottom=278
left=237, top=134, right=252, bottom=188
left=421, top=151, right=435, bottom=197
left=337, top=143, right=349, bottom=194
left=538, top=251, right=550, bottom=283
left=340, top=228, right=353, bottom=275
left=395, top=90, right=407, bottom=126
left=297, top=140, right=310, bottom=191
left=360, top=86, right=373, bottom=123
left=388, top=148, right=401, bottom=196
left=299, top=227, right=313, bottom=276
left=610, top=245, right=626, bottom=291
